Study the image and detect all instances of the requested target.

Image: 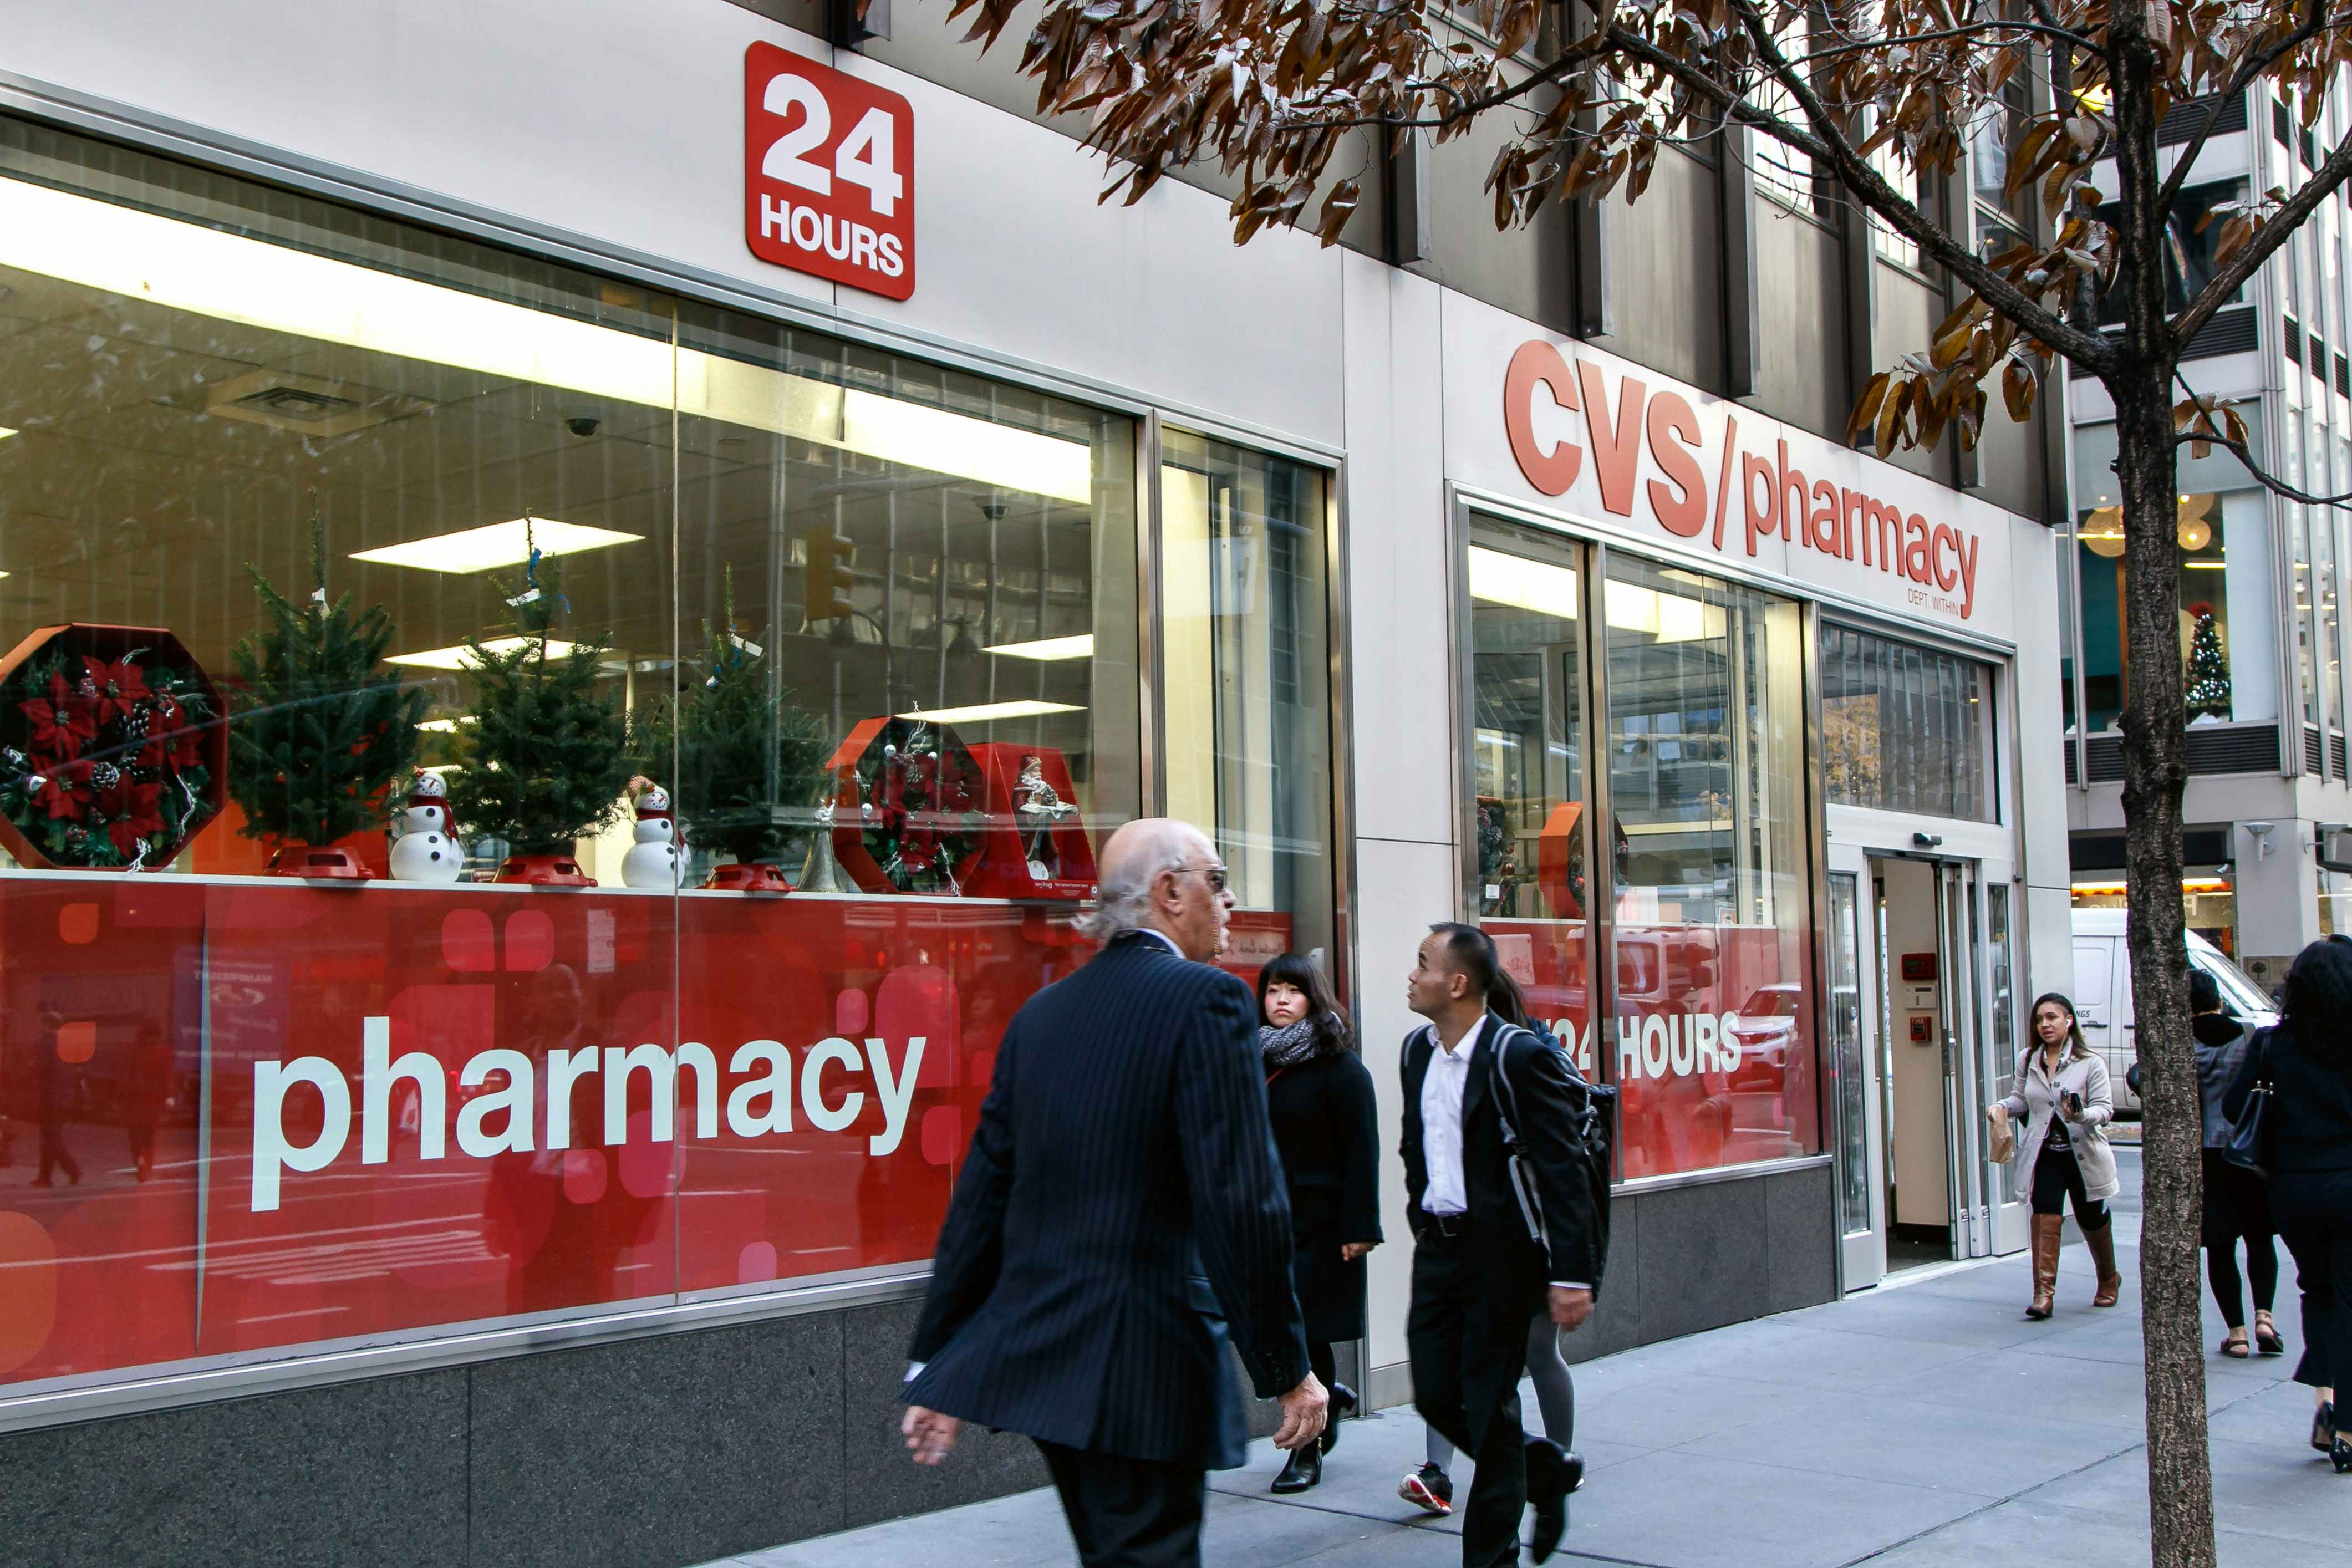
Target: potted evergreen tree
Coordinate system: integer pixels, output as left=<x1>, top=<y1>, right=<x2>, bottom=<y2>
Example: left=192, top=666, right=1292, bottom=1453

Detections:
left=446, top=555, right=633, bottom=885
left=227, top=509, right=427, bottom=879
left=633, top=571, right=828, bottom=892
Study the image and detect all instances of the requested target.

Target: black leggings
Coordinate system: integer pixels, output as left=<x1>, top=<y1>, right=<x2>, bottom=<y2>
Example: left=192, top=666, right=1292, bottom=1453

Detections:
left=2031, top=1141, right=2107, bottom=1227
left=2201, top=1149, right=2279, bottom=1330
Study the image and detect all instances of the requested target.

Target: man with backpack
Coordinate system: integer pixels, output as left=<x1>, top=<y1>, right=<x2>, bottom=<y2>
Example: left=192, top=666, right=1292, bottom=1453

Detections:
left=1399, top=924, right=1610, bottom=1565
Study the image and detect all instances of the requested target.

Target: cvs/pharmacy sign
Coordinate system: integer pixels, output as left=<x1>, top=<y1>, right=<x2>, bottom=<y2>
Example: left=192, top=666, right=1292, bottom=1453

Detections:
left=744, top=42, right=914, bottom=299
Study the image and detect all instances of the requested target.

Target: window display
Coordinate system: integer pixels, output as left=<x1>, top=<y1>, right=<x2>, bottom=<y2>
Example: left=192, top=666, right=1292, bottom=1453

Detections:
left=0, top=117, right=1249, bottom=1397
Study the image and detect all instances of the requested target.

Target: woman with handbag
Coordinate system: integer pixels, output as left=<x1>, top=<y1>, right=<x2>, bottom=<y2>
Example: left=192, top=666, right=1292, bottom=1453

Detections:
left=2188, top=969, right=2284, bottom=1358
left=1992, top=993, right=2121, bottom=1320
left=2224, top=939, right=2352, bottom=1472
left=1255, top=951, right=1381, bottom=1494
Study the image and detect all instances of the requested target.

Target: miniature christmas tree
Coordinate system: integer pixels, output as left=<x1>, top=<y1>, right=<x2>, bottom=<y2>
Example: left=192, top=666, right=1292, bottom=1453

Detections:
left=228, top=505, right=428, bottom=856
left=632, top=568, right=828, bottom=871
left=446, top=552, right=633, bottom=860
left=2183, top=602, right=2231, bottom=721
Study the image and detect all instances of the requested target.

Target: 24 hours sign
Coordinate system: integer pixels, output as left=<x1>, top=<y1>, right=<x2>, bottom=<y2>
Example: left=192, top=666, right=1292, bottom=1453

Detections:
left=744, top=43, right=914, bottom=299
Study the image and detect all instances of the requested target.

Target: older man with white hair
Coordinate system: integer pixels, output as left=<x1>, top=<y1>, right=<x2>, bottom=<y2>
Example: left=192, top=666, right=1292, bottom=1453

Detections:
left=901, top=817, right=1326, bottom=1567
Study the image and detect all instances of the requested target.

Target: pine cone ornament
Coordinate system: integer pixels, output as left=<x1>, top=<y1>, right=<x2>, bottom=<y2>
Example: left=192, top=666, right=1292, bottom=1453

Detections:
left=90, top=762, right=122, bottom=790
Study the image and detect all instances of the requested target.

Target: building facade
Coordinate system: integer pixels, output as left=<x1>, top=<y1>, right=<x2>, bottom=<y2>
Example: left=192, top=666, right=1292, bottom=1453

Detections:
left=2060, top=80, right=2352, bottom=995
left=1, top=4, right=2069, bottom=1564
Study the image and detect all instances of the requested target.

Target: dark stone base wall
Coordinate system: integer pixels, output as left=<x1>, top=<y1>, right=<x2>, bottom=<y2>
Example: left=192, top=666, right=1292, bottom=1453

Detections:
left=0, top=1165, right=1835, bottom=1568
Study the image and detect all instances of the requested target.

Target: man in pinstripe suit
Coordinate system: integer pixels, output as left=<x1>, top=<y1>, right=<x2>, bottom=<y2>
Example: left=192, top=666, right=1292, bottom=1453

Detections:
left=901, top=818, right=1329, bottom=1567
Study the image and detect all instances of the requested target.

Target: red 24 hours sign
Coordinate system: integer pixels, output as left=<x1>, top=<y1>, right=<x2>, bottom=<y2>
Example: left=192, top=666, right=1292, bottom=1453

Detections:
left=744, top=43, right=914, bottom=299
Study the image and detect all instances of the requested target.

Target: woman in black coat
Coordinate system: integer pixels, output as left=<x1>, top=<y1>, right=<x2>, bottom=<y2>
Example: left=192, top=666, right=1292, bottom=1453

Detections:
left=2227, top=939, right=2352, bottom=1472
left=1256, top=951, right=1381, bottom=1495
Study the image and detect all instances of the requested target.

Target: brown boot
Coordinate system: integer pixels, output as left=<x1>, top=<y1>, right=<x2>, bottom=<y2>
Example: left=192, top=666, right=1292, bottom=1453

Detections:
left=2027, top=1214, right=2061, bottom=1319
left=2084, top=1217, right=2122, bottom=1308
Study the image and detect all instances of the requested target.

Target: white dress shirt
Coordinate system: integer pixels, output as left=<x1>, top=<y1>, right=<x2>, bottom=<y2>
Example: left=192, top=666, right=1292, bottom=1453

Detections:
left=1418, top=1013, right=1590, bottom=1292
left=1418, top=1014, right=1483, bottom=1216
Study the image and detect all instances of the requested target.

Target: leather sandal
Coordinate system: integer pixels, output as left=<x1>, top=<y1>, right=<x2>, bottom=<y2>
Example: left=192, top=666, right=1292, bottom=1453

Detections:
left=2254, top=1314, right=2285, bottom=1356
left=2218, top=1333, right=2250, bottom=1358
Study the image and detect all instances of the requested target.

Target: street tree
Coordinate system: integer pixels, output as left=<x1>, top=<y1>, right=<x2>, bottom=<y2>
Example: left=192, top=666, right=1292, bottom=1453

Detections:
left=938, top=1, right=2352, bottom=1561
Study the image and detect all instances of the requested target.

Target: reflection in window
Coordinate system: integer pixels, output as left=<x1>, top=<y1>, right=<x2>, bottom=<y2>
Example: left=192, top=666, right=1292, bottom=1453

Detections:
left=1820, top=627, right=1993, bottom=821
left=1464, top=522, right=1594, bottom=1072
left=1606, top=556, right=1815, bottom=1178
left=1159, top=430, right=1334, bottom=979
left=2096, top=179, right=2247, bottom=323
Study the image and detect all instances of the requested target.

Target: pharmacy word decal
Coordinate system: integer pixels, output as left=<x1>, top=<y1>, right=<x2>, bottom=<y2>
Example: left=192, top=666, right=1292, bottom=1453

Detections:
left=745, top=42, right=914, bottom=299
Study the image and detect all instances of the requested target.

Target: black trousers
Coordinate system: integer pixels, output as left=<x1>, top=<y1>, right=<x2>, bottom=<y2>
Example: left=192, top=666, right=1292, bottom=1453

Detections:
left=1408, top=1223, right=1533, bottom=1567
left=2272, top=1167, right=2352, bottom=1395
left=2030, top=1141, right=2106, bottom=1226
left=1035, top=1440, right=1205, bottom=1568
left=2201, top=1149, right=2279, bottom=1329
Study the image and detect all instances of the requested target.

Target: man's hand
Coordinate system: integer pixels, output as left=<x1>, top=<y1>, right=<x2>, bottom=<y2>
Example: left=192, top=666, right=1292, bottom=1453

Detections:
left=1548, top=1285, right=1594, bottom=1331
left=1340, top=1241, right=1377, bottom=1262
left=902, top=1405, right=962, bottom=1466
left=1271, top=1372, right=1329, bottom=1452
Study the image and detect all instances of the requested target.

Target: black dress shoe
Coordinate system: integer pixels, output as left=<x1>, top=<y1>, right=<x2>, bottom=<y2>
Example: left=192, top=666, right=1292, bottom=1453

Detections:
left=1525, top=1437, right=1571, bottom=1562
left=2314, top=1401, right=2336, bottom=1455
left=1320, top=1382, right=1357, bottom=1454
left=1271, top=1447, right=1321, bottom=1493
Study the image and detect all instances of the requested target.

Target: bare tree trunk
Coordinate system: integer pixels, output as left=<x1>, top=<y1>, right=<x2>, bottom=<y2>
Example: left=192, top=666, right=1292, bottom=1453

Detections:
left=2109, top=9, right=2214, bottom=1561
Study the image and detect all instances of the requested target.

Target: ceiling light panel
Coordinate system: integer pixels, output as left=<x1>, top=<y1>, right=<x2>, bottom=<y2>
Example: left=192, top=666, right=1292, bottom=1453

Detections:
left=388, top=636, right=587, bottom=670
left=896, top=700, right=1084, bottom=725
left=352, top=517, right=642, bottom=574
left=983, top=634, right=1094, bottom=661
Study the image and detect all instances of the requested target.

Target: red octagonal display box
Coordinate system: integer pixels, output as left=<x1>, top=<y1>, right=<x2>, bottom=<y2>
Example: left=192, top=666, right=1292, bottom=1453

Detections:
left=0, top=623, right=228, bottom=872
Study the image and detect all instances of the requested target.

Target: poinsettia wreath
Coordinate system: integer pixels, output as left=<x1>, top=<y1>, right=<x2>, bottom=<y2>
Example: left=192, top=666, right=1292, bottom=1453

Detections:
left=0, top=649, right=218, bottom=868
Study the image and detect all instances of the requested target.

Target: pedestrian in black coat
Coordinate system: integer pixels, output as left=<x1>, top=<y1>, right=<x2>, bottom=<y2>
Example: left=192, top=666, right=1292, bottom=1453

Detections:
left=1400, top=924, right=1603, bottom=1566
left=901, top=818, right=1327, bottom=1567
left=1255, top=950, right=1381, bottom=1494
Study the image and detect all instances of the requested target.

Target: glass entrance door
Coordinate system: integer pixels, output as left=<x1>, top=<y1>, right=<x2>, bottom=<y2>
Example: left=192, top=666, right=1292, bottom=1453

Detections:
left=1827, top=859, right=1886, bottom=1287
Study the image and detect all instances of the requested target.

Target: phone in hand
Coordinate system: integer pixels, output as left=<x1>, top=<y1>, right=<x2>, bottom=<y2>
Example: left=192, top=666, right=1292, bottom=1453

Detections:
left=2065, top=1090, right=2085, bottom=1117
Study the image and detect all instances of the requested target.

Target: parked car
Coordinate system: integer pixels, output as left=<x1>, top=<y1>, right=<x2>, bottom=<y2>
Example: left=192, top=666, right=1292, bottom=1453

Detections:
left=2069, top=908, right=2277, bottom=1115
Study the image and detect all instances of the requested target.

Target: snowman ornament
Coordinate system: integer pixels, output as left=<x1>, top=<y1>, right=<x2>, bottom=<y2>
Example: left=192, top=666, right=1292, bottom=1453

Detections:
left=389, top=773, right=464, bottom=883
left=622, top=784, right=685, bottom=890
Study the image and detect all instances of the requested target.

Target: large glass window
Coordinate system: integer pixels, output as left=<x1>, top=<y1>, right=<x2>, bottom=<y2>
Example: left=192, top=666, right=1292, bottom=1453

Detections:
left=0, top=118, right=1179, bottom=1398
left=1820, top=626, right=1994, bottom=821
left=2070, top=419, right=2270, bottom=734
left=1158, top=430, right=1336, bottom=984
left=1606, top=555, right=1817, bottom=1177
left=1464, top=520, right=1595, bottom=1073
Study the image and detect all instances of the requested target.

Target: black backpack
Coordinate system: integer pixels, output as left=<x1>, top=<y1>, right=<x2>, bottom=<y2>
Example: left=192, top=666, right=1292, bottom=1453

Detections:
left=1487, top=1021, right=1616, bottom=1290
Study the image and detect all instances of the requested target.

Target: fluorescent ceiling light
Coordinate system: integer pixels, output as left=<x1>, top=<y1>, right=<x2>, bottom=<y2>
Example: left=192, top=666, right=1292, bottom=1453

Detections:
left=352, top=517, right=640, bottom=574
left=984, top=634, right=1094, bottom=661
left=2184, top=560, right=2229, bottom=569
left=895, top=700, right=1083, bottom=725
left=388, top=637, right=587, bottom=670
left=1469, top=546, right=1581, bottom=619
left=0, top=177, right=1094, bottom=504
left=0, top=427, right=16, bottom=440
left=1605, top=580, right=1724, bottom=644
left=416, top=717, right=467, bottom=732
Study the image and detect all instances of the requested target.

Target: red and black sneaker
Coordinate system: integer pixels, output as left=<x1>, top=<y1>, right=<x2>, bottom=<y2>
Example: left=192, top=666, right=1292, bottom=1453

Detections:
left=1398, top=1462, right=1454, bottom=1516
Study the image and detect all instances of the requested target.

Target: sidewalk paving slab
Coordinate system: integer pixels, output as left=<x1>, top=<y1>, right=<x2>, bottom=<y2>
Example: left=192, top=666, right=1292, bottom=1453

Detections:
left=721, top=1153, right=2335, bottom=1567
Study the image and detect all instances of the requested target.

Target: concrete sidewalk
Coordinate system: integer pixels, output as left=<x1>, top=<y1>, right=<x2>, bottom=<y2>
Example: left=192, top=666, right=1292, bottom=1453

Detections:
left=713, top=1153, right=2339, bottom=1567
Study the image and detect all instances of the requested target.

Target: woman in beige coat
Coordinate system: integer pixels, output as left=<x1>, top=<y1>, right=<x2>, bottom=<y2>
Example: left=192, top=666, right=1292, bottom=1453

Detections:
left=1992, top=992, right=2122, bottom=1319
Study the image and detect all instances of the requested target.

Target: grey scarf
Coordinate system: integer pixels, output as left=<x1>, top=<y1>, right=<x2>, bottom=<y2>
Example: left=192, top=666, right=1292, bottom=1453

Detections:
left=1259, top=1019, right=1320, bottom=1070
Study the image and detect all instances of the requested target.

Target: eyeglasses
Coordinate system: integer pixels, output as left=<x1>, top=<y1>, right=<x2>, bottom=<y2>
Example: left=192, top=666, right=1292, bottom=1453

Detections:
left=1174, top=863, right=1230, bottom=895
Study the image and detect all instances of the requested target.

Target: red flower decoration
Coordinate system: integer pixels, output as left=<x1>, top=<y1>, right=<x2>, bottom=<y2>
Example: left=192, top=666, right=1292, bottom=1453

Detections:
left=96, top=778, right=164, bottom=859
left=33, top=771, right=88, bottom=822
left=19, top=681, right=98, bottom=760
left=81, top=656, right=151, bottom=725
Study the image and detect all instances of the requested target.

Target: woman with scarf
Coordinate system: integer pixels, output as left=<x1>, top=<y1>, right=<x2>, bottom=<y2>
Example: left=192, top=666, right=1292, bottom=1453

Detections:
left=1256, top=950, right=1381, bottom=1494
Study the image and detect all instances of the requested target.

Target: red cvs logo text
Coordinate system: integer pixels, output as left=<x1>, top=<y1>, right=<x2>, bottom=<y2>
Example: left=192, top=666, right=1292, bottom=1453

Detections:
left=744, top=43, right=914, bottom=300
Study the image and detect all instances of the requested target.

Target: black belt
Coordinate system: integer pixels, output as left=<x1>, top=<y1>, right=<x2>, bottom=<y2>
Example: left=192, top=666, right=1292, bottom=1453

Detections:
left=1423, top=1209, right=1469, bottom=1239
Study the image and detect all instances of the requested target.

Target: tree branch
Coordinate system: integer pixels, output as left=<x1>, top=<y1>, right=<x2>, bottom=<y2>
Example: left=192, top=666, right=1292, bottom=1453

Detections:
left=2173, top=371, right=2352, bottom=505
left=2155, top=0, right=2335, bottom=211
left=1714, top=0, right=2116, bottom=371
left=2174, top=122, right=2352, bottom=343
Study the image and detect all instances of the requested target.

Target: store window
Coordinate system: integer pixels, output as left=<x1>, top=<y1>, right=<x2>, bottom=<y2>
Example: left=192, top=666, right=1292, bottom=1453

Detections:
left=1605, top=554, right=1817, bottom=1177
left=1158, top=430, right=1337, bottom=984
left=1463, top=518, right=1595, bottom=1071
left=1819, top=625, right=1995, bottom=821
left=0, top=119, right=1157, bottom=1397
left=2070, top=419, right=2272, bottom=734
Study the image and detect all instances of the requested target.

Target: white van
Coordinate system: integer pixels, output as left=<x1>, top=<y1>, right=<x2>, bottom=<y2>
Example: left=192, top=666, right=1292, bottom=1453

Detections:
left=2068, top=908, right=2279, bottom=1114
